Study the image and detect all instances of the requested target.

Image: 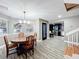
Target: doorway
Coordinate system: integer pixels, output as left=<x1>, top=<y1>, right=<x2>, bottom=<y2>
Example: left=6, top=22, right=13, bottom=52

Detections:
left=49, top=22, right=64, bottom=37
left=54, top=23, right=62, bottom=36
left=42, top=23, right=47, bottom=40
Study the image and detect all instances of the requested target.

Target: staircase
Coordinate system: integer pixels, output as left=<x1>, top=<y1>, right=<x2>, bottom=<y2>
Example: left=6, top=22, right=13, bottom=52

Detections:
left=64, top=28, right=79, bottom=45
left=64, top=28, right=79, bottom=58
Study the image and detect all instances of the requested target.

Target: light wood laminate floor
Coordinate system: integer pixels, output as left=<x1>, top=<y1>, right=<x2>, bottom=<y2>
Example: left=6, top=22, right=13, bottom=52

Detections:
left=0, top=36, right=65, bottom=59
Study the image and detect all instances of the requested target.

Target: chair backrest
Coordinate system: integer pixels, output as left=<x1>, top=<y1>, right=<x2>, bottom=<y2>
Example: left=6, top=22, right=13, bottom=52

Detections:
left=18, top=32, right=25, bottom=38
left=27, top=35, right=34, bottom=47
left=34, top=33, right=37, bottom=36
left=4, top=36, right=9, bottom=53
left=4, top=36, right=8, bottom=47
left=34, top=33, right=37, bottom=38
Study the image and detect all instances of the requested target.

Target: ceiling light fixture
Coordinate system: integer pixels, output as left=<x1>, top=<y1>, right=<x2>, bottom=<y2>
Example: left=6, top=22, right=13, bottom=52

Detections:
left=19, top=11, right=26, bottom=24
left=23, top=20, right=26, bottom=23
left=19, top=11, right=31, bottom=24
left=27, top=21, right=31, bottom=24
left=58, top=15, right=62, bottom=18
left=19, top=20, right=22, bottom=23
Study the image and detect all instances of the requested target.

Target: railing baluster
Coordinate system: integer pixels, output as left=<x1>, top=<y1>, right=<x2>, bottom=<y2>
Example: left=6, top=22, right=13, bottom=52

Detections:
left=76, top=32, right=78, bottom=43
left=78, top=32, right=79, bottom=43
left=68, top=36, right=69, bottom=42
left=65, top=28, right=79, bottom=46
left=71, top=34, right=73, bottom=46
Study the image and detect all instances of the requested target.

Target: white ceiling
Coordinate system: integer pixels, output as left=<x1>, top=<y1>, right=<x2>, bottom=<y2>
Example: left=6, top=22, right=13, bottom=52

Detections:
left=0, top=0, right=79, bottom=20
left=64, top=0, right=79, bottom=4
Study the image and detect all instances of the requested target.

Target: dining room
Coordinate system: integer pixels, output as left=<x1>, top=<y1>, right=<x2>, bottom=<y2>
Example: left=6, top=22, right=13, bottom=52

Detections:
left=0, top=32, right=65, bottom=59
left=0, top=15, right=38, bottom=58
left=0, top=16, right=65, bottom=59
left=1, top=0, right=79, bottom=59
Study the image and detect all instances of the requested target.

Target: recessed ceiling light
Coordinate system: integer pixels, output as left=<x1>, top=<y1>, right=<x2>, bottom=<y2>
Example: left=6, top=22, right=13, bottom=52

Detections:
left=19, top=20, right=22, bottom=23
left=58, top=15, right=62, bottom=18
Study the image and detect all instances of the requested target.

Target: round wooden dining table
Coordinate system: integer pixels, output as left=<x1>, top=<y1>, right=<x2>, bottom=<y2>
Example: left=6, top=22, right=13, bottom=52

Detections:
left=11, top=37, right=26, bottom=43
left=11, top=37, right=27, bottom=56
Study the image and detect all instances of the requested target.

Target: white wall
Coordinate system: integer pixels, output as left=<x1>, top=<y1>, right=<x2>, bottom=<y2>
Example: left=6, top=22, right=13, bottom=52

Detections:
left=39, top=19, right=49, bottom=40
left=33, top=19, right=40, bottom=41
left=52, top=15, right=79, bottom=34
left=30, top=19, right=49, bottom=41
left=62, top=16, right=79, bottom=33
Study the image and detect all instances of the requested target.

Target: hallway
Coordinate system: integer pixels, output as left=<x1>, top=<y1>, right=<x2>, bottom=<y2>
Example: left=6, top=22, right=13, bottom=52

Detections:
left=34, top=37, right=65, bottom=59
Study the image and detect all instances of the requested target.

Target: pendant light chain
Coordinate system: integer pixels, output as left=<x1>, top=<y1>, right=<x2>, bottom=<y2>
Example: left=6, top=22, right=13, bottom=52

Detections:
left=24, top=11, right=26, bottom=20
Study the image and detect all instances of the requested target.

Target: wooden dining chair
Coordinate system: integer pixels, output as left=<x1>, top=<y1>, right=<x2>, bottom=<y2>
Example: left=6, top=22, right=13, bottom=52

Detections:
left=4, top=35, right=17, bottom=58
left=24, top=35, right=35, bottom=55
left=34, top=33, right=37, bottom=46
left=30, top=32, right=37, bottom=46
left=18, top=32, right=25, bottom=38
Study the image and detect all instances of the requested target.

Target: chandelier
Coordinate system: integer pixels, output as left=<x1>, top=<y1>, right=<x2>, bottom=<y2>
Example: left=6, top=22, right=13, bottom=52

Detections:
left=19, top=11, right=31, bottom=24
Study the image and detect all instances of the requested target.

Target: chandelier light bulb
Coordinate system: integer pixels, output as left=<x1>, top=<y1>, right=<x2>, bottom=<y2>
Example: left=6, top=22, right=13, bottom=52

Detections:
left=19, top=20, right=22, bottom=23
left=27, top=21, right=31, bottom=24
left=23, top=20, right=26, bottom=23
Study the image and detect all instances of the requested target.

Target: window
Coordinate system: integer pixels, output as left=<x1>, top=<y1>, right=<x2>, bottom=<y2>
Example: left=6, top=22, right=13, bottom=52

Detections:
left=13, top=23, right=33, bottom=33
left=14, top=23, right=22, bottom=33
left=0, top=20, right=7, bottom=35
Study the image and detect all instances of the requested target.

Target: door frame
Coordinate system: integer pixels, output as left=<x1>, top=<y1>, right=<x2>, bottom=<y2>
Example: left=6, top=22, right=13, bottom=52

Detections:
left=42, top=23, right=47, bottom=40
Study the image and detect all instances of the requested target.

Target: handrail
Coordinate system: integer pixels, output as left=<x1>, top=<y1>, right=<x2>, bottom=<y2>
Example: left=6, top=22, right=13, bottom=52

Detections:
left=65, top=27, right=79, bottom=45
left=66, top=28, right=79, bottom=36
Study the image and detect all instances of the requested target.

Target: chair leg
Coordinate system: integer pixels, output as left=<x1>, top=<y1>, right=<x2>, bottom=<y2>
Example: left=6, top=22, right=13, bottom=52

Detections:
left=32, top=48, right=34, bottom=55
left=6, top=51, right=8, bottom=58
left=24, top=52, right=27, bottom=59
left=19, top=55, right=21, bottom=59
left=13, top=54, right=16, bottom=59
left=22, top=54, right=25, bottom=59
left=23, top=50, right=27, bottom=59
